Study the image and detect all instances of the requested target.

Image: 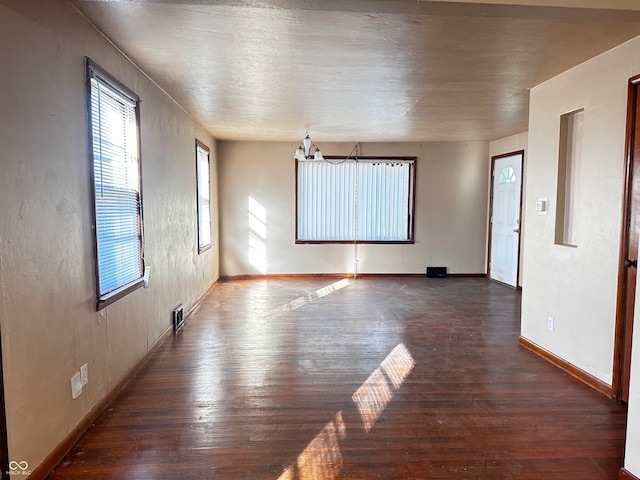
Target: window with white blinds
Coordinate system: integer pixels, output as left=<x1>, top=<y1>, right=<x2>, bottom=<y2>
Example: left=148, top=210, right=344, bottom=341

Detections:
left=196, top=140, right=212, bottom=252
left=296, top=157, right=415, bottom=242
left=87, top=59, right=143, bottom=305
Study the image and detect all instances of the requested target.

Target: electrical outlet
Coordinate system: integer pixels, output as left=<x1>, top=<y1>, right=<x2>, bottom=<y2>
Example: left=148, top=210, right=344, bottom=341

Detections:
left=71, top=372, right=82, bottom=399
left=80, top=363, right=88, bottom=386
left=547, top=316, right=554, bottom=332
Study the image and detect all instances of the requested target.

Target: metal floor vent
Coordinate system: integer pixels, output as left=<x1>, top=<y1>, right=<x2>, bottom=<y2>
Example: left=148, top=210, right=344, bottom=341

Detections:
left=173, top=304, right=184, bottom=332
left=426, top=266, right=447, bottom=278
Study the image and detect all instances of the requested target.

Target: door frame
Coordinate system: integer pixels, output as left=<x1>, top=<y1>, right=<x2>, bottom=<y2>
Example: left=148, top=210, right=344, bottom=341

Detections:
left=0, top=334, right=7, bottom=478
left=613, top=73, right=640, bottom=401
left=487, top=150, right=525, bottom=289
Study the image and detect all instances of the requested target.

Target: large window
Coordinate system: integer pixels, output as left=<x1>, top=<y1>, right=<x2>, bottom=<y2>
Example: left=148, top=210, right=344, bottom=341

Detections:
left=296, top=157, right=416, bottom=243
left=196, top=140, right=212, bottom=252
left=87, top=58, right=144, bottom=308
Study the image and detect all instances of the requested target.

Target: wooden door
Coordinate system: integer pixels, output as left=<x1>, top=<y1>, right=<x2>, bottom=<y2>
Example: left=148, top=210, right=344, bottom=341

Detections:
left=489, top=151, right=524, bottom=288
left=615, top=74, right=640, bottom=402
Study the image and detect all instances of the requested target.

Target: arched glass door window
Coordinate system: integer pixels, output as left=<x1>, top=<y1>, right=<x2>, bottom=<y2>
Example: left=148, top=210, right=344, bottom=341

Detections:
left=499, top=165, right=517, bottom=184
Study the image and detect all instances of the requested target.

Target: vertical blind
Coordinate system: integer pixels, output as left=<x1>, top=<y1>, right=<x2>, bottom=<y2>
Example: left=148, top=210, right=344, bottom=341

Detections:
left=297, top=159, right=414, bottom=241
left=89, top=72, right=143, bottom=297
left=196, top=143, right=212, bottom=252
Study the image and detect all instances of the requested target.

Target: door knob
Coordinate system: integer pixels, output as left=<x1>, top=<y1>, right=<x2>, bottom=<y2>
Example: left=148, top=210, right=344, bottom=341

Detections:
left=625, top=259, right=637, bottom=268
left=513, top=228, right=520, bottom=234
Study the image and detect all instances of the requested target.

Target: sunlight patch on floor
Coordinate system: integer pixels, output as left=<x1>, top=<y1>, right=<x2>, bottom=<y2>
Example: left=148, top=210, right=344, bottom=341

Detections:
left=278, top=412, right=346, bottom=480
left=352, top=343, right=415, bottom=432
left=277, top=343, right=415, bottom=480
left=264, top=278, right=350, bottom=320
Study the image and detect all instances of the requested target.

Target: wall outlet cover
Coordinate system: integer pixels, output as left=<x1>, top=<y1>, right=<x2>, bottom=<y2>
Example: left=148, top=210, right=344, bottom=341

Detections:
left=71, top=372, right=82, bottom=399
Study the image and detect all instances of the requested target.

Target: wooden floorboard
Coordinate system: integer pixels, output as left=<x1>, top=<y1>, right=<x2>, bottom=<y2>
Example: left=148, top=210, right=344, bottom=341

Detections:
left=48, top=277, right=627, bottom=479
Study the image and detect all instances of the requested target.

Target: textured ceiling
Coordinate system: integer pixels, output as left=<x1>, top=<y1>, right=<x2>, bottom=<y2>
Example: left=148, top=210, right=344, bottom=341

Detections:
left=69, top=0, right=640, bottom=142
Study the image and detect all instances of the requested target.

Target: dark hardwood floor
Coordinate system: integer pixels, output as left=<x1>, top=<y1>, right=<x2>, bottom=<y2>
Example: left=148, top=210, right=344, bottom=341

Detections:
left=49, top=277, right=627, bottom=479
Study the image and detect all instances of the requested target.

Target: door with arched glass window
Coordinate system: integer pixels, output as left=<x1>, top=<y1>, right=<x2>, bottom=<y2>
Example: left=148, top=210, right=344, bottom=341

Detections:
left=489, top=151, right=524, bottom=287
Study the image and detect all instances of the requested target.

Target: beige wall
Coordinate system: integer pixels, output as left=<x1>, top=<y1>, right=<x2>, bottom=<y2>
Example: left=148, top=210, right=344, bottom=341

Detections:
left=521, top=39, right=634, bottom=384
left=520, top=34, right=640, bottom=475
left=218, top=141, right=490, bottom=277
left=489, top=132, right=529, bottom=160
left=489, top=132, right=529, bottom=287
left=0, top=1, right=219, bottom=475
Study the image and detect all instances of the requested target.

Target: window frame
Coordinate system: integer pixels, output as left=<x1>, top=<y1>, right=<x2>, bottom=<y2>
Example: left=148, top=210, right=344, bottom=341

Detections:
left=196, top=139, right=212, bottom=253
left=86, top=57, right=144, bottom=310
left=295, top=156, right=416, bottom=244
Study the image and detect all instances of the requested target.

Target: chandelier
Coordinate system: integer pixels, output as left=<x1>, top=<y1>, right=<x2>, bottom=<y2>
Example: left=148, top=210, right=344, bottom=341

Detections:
left=294, top=130, right=324, bottom=161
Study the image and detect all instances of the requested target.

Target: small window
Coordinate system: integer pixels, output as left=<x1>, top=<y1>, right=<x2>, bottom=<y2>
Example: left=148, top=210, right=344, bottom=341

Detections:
left=296, top=157, right=416, bottom=243
left=196, top=140, right=212, bottom=253
left=499, top=166, right=517, bottom=184
left=87, top=58, right=144, bottom=308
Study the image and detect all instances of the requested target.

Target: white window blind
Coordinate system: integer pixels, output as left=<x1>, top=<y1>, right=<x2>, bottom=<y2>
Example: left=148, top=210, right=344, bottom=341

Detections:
left=196, top=141, right=212, bottom=252
left=297, top=159, right=414, bottom=242
left=89, top=63, right=143, bottom=300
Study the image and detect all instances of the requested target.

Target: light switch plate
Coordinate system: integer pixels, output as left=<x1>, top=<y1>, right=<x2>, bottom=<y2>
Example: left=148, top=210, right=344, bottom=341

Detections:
left=536, top=197, right=548, bottom=215
left=80, top=363, right=88, bottom=386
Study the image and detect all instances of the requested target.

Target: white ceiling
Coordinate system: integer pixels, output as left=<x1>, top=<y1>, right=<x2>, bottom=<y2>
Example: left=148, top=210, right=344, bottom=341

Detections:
left=69, top=0, right=640, bottom=143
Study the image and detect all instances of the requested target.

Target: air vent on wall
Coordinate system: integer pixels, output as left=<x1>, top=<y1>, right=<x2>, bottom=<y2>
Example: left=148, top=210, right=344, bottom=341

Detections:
left=173, top=304, right=184, bottom=332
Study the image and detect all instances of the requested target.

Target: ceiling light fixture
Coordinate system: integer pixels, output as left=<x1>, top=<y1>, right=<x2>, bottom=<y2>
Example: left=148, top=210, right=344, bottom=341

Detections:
left=294, top=130, right=324, bottom=161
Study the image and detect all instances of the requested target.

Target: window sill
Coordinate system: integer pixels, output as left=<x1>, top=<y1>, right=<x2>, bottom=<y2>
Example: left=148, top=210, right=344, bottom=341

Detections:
left=555, top=243, right=578, bottom=249
left=198, top=243, right=213, bottom=254
left=97, top=278, right=144, bottom=311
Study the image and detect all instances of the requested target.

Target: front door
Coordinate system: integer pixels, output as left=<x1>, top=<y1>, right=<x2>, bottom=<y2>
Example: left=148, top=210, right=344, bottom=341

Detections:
left=489, top=151, right=523, bottom=287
